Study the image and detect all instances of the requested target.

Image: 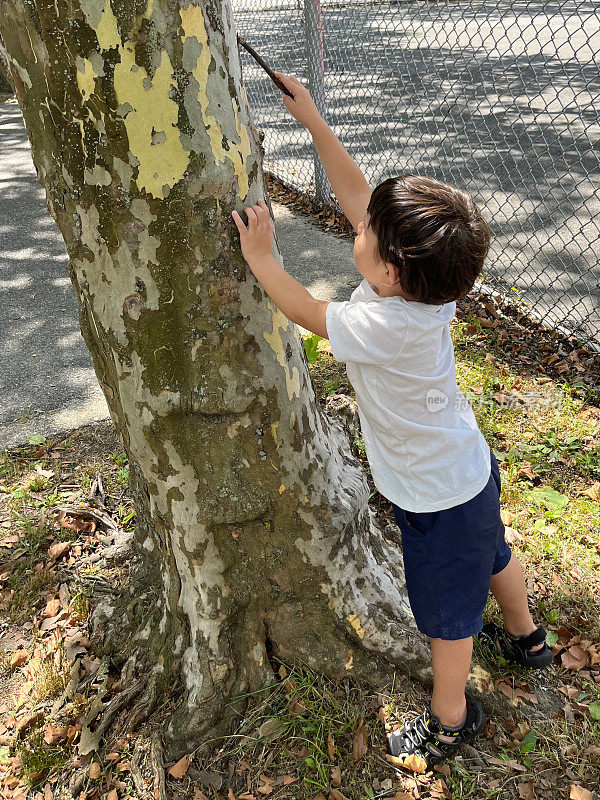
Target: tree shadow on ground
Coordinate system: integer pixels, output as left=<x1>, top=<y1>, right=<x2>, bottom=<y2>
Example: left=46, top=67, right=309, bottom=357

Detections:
left=0, top=101, right=102, bottom=430
left=236, top=0, right=600, bottom=344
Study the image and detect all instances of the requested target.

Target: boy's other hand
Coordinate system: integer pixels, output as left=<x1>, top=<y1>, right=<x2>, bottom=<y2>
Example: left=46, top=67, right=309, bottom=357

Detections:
left=231, top=200, right=274, bottom=265
left=274, top=71, right=322, bottom=130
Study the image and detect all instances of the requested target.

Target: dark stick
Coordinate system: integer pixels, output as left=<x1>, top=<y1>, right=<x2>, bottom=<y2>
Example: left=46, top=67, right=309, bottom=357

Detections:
left=237, top=35, right=295, bottom=99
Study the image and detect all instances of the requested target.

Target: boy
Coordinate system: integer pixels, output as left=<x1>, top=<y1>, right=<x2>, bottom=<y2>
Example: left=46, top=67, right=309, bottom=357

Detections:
left=231, top=71, right=552, bottom=767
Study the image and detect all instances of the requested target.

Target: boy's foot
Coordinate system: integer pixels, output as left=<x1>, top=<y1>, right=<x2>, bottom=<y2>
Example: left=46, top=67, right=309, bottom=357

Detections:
left=479, top=623, right=553, bottom=669
left=387, top=696, right=485, bottom=768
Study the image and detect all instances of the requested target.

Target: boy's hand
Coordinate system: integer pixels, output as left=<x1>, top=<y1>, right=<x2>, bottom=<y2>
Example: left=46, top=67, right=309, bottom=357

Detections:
left=273, top=71, right=323, bottom=130
left=231, top=199, right=274, bottom=265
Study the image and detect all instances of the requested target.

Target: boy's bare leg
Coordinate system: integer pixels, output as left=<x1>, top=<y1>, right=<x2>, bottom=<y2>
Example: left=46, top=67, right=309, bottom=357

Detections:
left=489, top=554, right=543, bottom=652
left=430, top=637, right=472, bottom=741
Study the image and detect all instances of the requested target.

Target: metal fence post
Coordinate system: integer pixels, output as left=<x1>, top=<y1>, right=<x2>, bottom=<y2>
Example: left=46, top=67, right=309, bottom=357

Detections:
left=303, top=0, right=331, bottom=205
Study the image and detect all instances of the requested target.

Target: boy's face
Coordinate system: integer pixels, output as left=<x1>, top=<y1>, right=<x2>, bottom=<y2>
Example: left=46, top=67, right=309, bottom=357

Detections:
left=354, top=213, right=400, bottom=293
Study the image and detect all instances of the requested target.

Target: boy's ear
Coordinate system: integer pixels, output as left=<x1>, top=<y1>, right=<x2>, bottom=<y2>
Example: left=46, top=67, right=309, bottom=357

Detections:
left=383, top=260, right=401, bottom=287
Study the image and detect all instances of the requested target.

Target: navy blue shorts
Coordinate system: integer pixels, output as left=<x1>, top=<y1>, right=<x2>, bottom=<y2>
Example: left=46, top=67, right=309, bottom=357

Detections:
left=390, top=452, right=512, bottom=640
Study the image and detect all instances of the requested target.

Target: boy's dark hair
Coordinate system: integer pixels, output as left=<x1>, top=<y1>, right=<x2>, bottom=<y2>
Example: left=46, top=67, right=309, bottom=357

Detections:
left=366, top=175, right=491, bottom=304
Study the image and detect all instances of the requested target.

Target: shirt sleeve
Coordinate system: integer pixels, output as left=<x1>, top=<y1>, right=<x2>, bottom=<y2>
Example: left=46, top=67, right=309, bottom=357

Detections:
left=325, top=299, right=407, bottom=365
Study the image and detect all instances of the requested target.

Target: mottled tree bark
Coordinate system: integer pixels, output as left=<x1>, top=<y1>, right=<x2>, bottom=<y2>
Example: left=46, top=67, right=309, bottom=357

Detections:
left=0, top=38, right=13, bottom=91
left=0, top=0, right=429, bottom=759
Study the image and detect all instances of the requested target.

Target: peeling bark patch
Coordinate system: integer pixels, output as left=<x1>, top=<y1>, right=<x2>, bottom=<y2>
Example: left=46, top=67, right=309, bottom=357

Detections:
left=262, top=304, right=300, bottom=401
left=347, top=614, right=365, bottom=639
left=113, top=42, right=188, bottom=198
left=179, top=4, right=250, bottom=200
left=76, top=55, right=97, bottom=100
left=75, top=203, right=160, bottom=345
left=94, top=0, right=121, bottom=50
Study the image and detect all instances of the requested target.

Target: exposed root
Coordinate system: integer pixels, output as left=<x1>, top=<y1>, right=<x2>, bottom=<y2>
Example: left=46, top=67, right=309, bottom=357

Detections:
left=69, top=768, right=87, bottom=798
left=128, top=673, right=160, bottom=731
left=94, top=676, right=146, bottom=744
left=461, top=743, right=487, bottom=767
left=130, top=738, right=154, bottom=800
left=150, top=730, right=168, bottom=800
left=49, top=504, right=119, bottom=535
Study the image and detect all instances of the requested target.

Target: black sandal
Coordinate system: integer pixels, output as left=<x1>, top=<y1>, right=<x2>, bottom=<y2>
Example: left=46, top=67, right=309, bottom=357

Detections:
left=479, top=622, right=553, bottom=669
left=387, top=696, right=485, bottom=768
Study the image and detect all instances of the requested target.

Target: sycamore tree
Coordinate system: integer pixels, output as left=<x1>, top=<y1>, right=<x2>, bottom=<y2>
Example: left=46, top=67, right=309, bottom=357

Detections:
left=0, top=0, right=429, bottom=759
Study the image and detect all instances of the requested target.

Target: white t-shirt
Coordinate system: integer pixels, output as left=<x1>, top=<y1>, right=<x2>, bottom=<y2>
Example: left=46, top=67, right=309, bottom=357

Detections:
left=325, top=278, right=491, bottom=512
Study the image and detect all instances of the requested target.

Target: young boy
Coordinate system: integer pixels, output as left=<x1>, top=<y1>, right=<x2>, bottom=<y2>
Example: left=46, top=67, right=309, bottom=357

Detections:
left=231, top=71, right=552, bottom=767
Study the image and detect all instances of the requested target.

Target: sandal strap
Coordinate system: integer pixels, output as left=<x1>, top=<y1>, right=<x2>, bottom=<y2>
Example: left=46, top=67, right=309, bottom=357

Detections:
left=511, top=625, right=547, bottom=651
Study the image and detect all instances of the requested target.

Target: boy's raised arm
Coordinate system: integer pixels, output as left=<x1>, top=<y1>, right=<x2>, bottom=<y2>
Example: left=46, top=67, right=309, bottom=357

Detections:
left=274, top=72, right=372, bottom=233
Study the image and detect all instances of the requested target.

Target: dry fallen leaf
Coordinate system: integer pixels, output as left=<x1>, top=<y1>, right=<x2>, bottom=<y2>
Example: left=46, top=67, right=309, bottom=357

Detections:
left=351, top=717, right=368, bottom=761
left=168, top=753, right=191, bottom=779
left=329, top=789, right=350, bottom=800
left=496, top=680, right=538, bottom=705
left=41, top=597, right=61, bottom=618
left=588, top=644, right=600, bottom=665
left=330, top=766, right=342, bottom=787
left=570, top=785, right=593, bottom=800
left=385, top=752, right=428, bottom=774
left=468, top=664, right=494, bottom=692
left=47, top=541, right=72, bottom=562
left=561, top=645, right=589, bottom=671
left=518, top=461, right=537, bottom=481
left=504, top=526, right=522, bottom=544
left=517, top=782, right=536, bottom=800
left=58, top=511, right=95, bottom=534
left=288, top=697, right=307, bottom=715
left=583, top=482, right=600, bottom=501
left=327, top=730, right=336, bottom=760
left=89, top=762, right=101, bottom=779
left=10, top=650, right=29, bottom=669
left=43, top=725, right=70, bottom=745
left=485, top=756, right=527, bottom=772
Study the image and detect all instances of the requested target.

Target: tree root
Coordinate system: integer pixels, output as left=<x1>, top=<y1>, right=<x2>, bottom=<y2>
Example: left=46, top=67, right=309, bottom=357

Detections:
left=95, top=677, right=146, bottom=750
left=128, top=731, right=168, bottom=800
left=69, top=768, right=87, bottom=798
left=128, top=674, right=160, bottom=731
left=150, top=731, right=168, bottom=800
left=130, top=738, right=154, bottom=800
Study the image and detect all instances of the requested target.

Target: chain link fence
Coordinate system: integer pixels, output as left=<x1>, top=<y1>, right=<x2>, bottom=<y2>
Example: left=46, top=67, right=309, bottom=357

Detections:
left=233, top=0, right=600, bottom=348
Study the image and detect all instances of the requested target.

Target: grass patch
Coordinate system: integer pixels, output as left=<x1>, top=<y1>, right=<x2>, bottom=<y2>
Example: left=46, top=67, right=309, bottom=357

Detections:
left=28, top=651, right=71, bottom=705
left=217, top=656, right=391, bottom=799
left=16, top=729, right=70, bottom=787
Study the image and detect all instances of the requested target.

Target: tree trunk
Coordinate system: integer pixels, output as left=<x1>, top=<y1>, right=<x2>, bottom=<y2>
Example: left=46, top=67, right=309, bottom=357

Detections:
left=0, top=37, right=14, bottom=91
left=0, top=0, right=429, bottom=759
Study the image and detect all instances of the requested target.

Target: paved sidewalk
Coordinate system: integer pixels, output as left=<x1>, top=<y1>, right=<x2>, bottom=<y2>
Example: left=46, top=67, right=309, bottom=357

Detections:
left=0, top=101, right=359, bottom=450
